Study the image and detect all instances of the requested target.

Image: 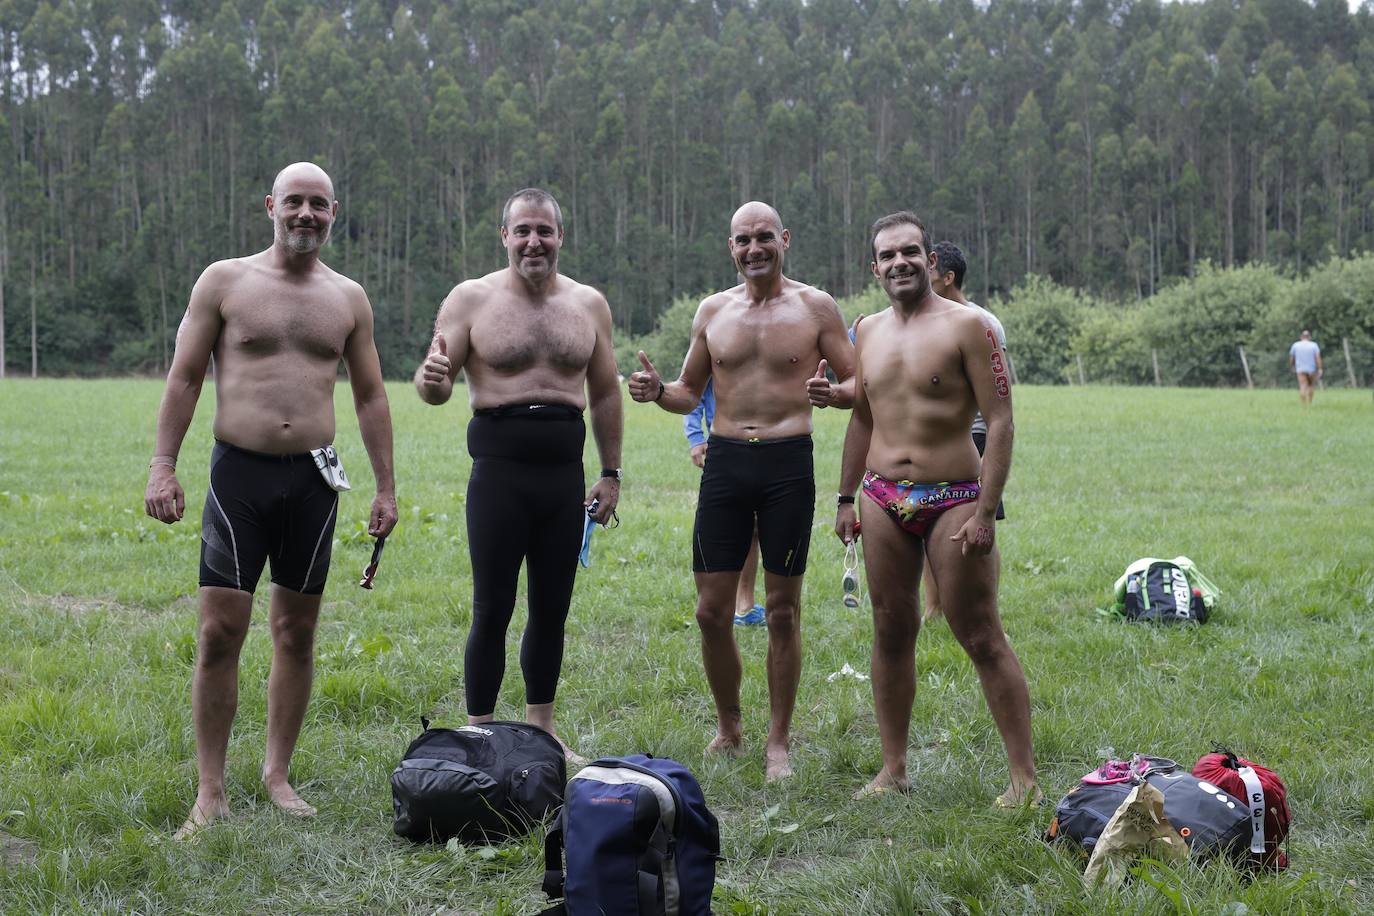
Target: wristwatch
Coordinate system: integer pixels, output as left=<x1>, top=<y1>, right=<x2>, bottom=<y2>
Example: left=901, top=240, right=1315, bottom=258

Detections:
left=601, top=468, right=622, bottom=481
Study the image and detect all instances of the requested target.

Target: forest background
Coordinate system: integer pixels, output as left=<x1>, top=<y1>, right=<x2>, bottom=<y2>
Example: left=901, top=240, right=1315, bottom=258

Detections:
left=1, top=0, right=1373, bottom=385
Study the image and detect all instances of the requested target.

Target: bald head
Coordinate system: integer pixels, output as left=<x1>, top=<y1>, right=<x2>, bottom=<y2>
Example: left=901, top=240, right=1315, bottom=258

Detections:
left=730, top=201, right=783, bottom=234
left=272, top=161, right=334, bottom=201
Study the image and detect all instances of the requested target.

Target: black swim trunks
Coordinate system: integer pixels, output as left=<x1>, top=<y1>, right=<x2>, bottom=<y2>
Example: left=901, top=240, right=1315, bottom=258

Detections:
left=199, top=440, right=340, bottom=595
left=693, top=434, right=814, bottom=577
left=970, top=431, right=1007, bottom=521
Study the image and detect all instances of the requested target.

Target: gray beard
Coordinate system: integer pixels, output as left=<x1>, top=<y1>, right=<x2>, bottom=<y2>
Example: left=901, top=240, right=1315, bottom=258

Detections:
left=276, top=223, right=329, bottom=253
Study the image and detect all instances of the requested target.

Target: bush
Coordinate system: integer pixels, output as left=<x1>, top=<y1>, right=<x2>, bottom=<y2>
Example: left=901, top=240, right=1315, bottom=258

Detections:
left=616, top=292, right=701, bottom=377
left=1139, top=262, right=1290, bottom=386
left=1071, top=305, right=1153, bottom=385
left=990, top=275, right=1092, bottom=384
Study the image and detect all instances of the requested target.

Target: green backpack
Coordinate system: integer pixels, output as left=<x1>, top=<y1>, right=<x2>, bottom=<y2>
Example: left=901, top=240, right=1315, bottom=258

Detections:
left=1110, top=556, right=1221, bottom=624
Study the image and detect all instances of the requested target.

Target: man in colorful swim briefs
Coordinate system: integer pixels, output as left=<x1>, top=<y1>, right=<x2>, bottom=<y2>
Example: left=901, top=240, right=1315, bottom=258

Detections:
left=629, top=201, right=855, bottom=781
left=834, top=210, right=1036, bottom=804
left=143, top=162, right=398, bottom=838
left=416, top=188, right=622, bottom=764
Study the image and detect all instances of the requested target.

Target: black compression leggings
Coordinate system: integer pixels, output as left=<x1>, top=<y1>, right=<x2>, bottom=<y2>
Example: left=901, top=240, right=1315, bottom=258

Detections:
left=463, top=406, right=586, bottom=716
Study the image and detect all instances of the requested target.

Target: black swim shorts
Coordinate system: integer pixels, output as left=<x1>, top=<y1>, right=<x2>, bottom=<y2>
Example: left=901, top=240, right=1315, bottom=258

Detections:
left=199, top=440, right=340, bottom=595
left=970, top=431, right=1007, bottom=521
left=692, top=434, right=814, bottom=577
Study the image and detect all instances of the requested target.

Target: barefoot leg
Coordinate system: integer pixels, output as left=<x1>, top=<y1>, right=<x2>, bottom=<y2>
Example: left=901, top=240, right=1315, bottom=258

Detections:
left=262, top=585, right=322, bottom=817
left=180, top=586, right=253, bottom=837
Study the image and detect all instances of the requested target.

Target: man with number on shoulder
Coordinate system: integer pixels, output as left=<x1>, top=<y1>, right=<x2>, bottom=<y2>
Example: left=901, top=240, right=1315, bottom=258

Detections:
left=835, top=210, right=1035, bottom=805
left=922, top=240, right=1009, bottom=624
left=144, top=161, right=398, bottom=839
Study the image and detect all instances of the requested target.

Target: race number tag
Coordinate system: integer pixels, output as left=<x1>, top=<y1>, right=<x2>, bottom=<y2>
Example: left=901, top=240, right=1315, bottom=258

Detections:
left=310, top=445, right=351, bottom=492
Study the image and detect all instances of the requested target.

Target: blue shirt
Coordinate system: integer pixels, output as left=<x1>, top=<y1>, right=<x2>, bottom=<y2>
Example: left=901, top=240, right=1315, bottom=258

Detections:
left=684, top=379, right=715, bottom=447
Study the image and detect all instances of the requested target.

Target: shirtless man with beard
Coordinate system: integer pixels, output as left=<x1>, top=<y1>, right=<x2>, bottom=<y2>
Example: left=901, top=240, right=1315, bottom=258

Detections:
left=145, top=161, right=398, bottom=838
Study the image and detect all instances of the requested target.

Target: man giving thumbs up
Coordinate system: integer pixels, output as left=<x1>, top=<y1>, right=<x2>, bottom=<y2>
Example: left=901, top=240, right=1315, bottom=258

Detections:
left=628, top=201, right=854, bottom=781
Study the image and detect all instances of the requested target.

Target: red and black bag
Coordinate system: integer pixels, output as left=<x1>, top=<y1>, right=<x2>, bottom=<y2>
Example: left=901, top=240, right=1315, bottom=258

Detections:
left=1191, top=747, right=1291, bottom=870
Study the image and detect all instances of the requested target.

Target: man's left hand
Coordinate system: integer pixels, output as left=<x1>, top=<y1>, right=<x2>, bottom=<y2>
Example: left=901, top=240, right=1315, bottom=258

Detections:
left=950, top=513, right=996, bottom=556
left=369, top=492, right=398, bottom=537
left=586, top=477, right=619, bottom=524
left=807, top=359, right=834, bottom=408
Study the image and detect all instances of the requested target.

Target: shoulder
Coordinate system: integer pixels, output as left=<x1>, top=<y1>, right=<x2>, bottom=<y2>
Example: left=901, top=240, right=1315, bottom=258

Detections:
left=791, top=280, right=841, bottom=316
left=197, top=256, right=252, bottom=288
left=967, top=302, right=1007, bottom=343
left=563, top=275, right=610, bottom=312
left=441, top=272, right=502, bottom=316
left=696, top=289, right=736, bottom=321
left=943, top=299, right=990, bottom=338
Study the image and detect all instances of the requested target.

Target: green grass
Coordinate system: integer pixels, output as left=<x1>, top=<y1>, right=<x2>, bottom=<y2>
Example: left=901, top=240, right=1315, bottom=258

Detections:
left=1, top=380, right=1372, bottom=914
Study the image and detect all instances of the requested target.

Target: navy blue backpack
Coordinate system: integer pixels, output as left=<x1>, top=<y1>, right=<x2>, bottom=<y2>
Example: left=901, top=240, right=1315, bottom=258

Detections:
left=541, top=755, right=720, bottom=916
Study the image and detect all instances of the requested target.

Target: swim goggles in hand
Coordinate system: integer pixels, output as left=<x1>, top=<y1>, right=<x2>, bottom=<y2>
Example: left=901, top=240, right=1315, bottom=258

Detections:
left=578, top=499, right=619, bottom=568
left=842, top=539, right=861, bottom=609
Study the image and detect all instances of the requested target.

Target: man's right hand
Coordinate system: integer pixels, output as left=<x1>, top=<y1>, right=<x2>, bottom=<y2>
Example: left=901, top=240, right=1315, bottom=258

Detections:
left=835, top=503, right=859, bottom=544
left=628, top=351, right=663, bottom=403
left=419, top=331, right=450, bottom=391
left=145, top=466, right=185, bottom=524
left=690, top=443, right=708, bottom=468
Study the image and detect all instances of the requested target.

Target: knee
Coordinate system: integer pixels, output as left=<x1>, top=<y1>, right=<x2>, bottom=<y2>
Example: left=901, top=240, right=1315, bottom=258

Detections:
left=695, top=601, right=733, bottom=634
left=271, top=615, right=317, bottom=659
left=960, top=629, right=1010, bottom=667
left=198, top=615, right=248, bottom=665
left=871, top=609, right=917, bottom=655
left=764, top=600, right=798, bottom=637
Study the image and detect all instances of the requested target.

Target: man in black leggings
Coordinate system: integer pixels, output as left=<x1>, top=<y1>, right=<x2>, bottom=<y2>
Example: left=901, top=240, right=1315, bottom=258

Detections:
left=415, top=189, right=622, bottom=760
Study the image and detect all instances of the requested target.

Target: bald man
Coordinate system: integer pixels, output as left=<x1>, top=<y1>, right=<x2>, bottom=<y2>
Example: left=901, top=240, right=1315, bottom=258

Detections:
left=144, top=162, right=398, bottom=838
left=629, top=202, right=855, bottom=780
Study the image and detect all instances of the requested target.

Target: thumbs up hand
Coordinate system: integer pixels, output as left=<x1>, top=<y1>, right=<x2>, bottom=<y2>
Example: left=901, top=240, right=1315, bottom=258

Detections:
left=628, top=350, right=665, bottom=403
left=806, top=358, right=834, bottom=408
left=420, top=330, right=451, bottom=388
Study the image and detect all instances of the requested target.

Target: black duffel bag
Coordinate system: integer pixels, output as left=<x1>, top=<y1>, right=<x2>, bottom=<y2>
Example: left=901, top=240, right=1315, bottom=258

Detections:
left=1048, top=756, right=1251, bottom=860
left=392, top=718, right=566, bottom=843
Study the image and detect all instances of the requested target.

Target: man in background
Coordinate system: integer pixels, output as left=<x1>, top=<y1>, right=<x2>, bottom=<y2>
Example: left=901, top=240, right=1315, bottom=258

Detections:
left=1289, top=330, right=1323, bottom=406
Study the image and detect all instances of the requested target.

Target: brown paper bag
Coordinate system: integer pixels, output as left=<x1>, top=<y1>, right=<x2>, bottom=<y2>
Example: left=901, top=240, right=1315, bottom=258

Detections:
left=1083, top=780, right=1189, bottom=888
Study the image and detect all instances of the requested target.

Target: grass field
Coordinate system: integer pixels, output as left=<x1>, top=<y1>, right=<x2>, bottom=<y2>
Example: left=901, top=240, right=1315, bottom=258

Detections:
left=1, top=380, right=1372, bottom=914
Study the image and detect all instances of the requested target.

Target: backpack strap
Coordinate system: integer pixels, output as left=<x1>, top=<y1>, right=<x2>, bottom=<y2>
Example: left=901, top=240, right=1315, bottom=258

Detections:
left=542, top=818, right=565, bottom=900
left=636, top=820, right=670, bottom=915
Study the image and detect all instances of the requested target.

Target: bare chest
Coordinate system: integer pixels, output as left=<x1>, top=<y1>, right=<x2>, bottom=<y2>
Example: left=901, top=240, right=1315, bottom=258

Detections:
left=219, top=284, right=353, bottom=362
left=863, top=329, right=967, bottom=402
left=471, top=300, right=596, bottom=374
left=707, top=306, right=819, bottom=376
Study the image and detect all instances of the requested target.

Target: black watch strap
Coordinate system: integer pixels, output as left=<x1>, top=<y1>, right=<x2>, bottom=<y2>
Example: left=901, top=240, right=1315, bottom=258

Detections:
left=601, top=468, right=622, bottom=480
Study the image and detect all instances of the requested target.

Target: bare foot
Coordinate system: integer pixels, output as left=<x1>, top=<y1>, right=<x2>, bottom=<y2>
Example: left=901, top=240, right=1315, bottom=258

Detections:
left=764, top=743, right=793, bottom=782
left=993, top=782, right=1043, bottom=809
left=174, top=796, right=230, bottom=841
left=262, top=778, right=317, bottom=818
left=556, top=739, right=589, bottom=769
left=853, top=769, right=910, bottom=801
left=922, top=607, right=944, bottom=624
left=705, top=733, right=745, bottom=758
